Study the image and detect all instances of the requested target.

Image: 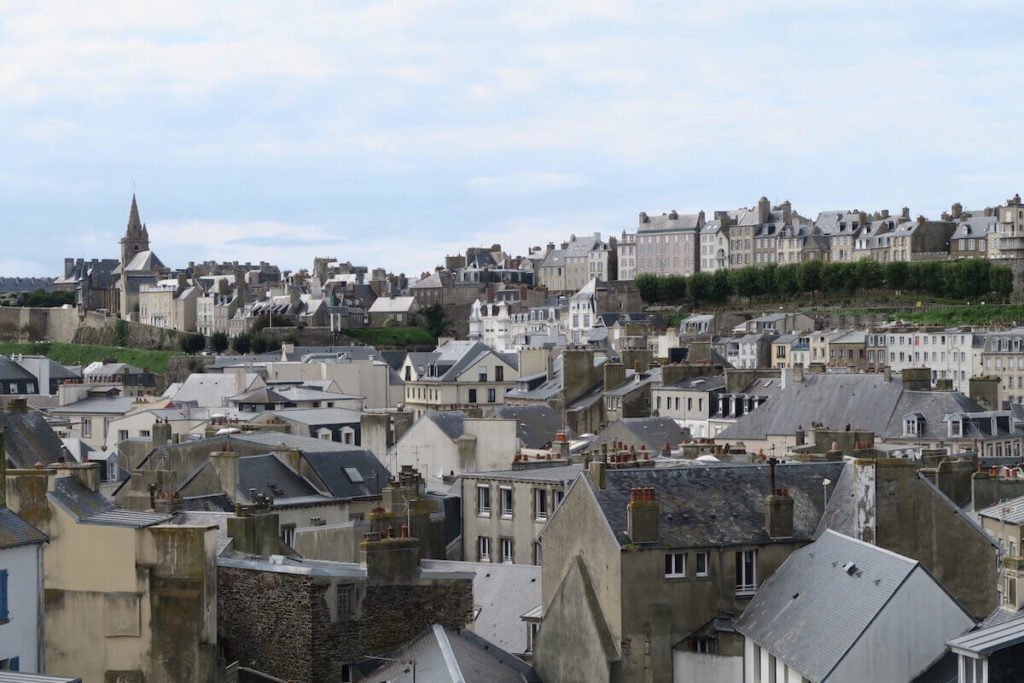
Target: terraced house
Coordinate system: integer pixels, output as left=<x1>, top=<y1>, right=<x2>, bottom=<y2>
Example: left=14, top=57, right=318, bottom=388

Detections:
left=400, top=340, right=520, bottom=417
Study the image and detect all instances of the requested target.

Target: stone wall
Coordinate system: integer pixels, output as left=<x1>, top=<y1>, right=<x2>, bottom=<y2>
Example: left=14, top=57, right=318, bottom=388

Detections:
left=218, top=566, right=472, bottom=682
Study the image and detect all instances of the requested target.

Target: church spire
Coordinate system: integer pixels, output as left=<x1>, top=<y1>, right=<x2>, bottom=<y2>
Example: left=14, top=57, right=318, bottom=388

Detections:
left=127, top=194, right=142, bottom=235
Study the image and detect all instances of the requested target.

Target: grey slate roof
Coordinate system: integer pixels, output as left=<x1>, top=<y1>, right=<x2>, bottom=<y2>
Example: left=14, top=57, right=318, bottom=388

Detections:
left=0, top=506, right=48, bottom=549
left=606, top=417, right=688, bottom=452
left=461, top=464, right=584, bottom=484
left=0, top=674, right=82, bottom=683
left=735, top=530, right=938, bottom=682
left=365, top=623, right=539, bottom=683
left=300, top=448, right=390, bottom=499
left=4, top=410, right=67, bottom=468
left=420, top=560, right=541, bottom=654
left=263, top=407, right=362, bottom=427
left=236, top=454, right=321, bottom=501
left=48, top=397, right=139, bottom=415
left=484, top=404, right=569, bottom=449
left=0, top=356, right=40, bottom=382
left=50, top=476, right=171, bottom=528
left=978, top=495, right=1024, bottom=525
left=589, top=461, right=844, bottom=547
left=425, top=411, right=468, bottom=440
left=660, top=374, right=726, bottom=391
left=949, top=612, right=1024, bottom=656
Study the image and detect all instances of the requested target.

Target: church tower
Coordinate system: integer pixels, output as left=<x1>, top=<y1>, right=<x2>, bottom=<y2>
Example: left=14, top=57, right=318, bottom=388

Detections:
left=120, top=194, right=150, bottom=266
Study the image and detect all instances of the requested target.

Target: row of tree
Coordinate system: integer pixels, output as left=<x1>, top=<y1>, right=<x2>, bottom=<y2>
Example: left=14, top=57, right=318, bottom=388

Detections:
left=177, top=330, right=285, bottom=355
left=634, top=258, right=1015, bottom=305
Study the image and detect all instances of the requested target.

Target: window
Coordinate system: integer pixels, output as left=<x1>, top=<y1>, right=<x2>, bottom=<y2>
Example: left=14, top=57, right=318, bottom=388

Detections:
left=477, top=485, right=491, bottom=516
left=487, top=388, right=496, bottom=403
left=117, top=429, right=129, bottom=442
left=339, top=663, right=353, bottom=683
left=281, top=524, right=296, bottom=547
left=696, top=551, right=709, bottom=577
left=960, top=655, right=986, bottom=683
left=500, top=487, right=513, bottom=518
left=665, top=552, right=686, bottom=578
left=554, top=489, right=565, bottom=509
left=139, top=430, right=150, bottom=438
left=534, top=488, right=548, bottom=520
left=534, top=541, right=543, bottom=565
left=0, top=569, right=7, bottom=621
left=495, top=366, right=504, bottom=381
left=526, top=622, right=540, bottom=653
left=82, top=417, right=92, bottom=438
left=337, top=583, right=354, bottom=617
left=468, top=388, right=477, bottom=403
left=501, top=537, right=514, bottom=563
left=736, top=550, right=757, bottom=595
left=107, top=460, right=118, bottom=481
left=478, top=536, right=491, bottom=561
left=478, top=367, right=487, bottom=382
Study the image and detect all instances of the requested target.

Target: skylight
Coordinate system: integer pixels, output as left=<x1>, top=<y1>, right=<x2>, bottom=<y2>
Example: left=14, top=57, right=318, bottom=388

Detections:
left=344, top=467, right=365, bottom=483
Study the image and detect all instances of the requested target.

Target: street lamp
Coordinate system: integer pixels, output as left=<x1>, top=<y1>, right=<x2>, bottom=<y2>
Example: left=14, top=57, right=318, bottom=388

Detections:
left=822, top=478, right=832, bottom=509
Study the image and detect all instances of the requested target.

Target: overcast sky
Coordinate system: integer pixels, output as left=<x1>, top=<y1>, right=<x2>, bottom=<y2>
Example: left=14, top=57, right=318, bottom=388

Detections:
left=3, top=0, right=1024, bottom=277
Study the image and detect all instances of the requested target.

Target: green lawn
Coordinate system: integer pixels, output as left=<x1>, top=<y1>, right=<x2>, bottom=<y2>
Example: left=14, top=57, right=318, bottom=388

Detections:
left=339, top=326, right=436, bottom=347
left=0, top=342, right=177, bottom=374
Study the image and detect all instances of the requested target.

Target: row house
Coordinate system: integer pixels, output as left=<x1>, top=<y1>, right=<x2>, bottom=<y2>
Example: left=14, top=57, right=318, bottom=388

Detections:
left=888, top=218, right=956, bottom=262
left=884, top=327, right=982, bottom=394
left=981, top=328, right=1024, bottom=406
left=992, top=193, right=1024, bottom=259
left=138, top=277, right=199, bottom=331
left=629, top=210, right=704, bottom=277
left=400, top=340, right=520, bottom=417
left=559, top=233, right=616, bottom=291
left=698, top=218, right=729, bottom=273
left=727, top=198, right=800, bottom=267
left=196, top=278, right=248, bottom=336
left=851, top=215, right=900, bottom=262
left=537, top=245, right=567, bottom=292
left=617, top=232, right=638, bottom=280
left=951, top=213, right=997, bottom=260
left=814, top=210, right=868, bottom=262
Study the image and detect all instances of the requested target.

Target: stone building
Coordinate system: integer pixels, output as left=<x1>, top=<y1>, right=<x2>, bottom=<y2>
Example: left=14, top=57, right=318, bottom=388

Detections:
left=630, top=210, right=703, bottom=278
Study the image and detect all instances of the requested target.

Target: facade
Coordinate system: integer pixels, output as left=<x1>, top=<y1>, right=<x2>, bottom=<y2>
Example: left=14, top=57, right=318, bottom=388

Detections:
left=616, top=232, right=637, bottom=281
left=884, top=326, right=982, bottom=394
left=0, top=507, right=47, bottom=674
left=699, top=219, right=729, bottom=273
left=461, top=465, right=581, bottom=565
left=138, top=278, right=198, bottom=331
left=562, top=233, right=615, bottom=292
left=400, top=340, right=519, bottom=417
left=631, top=210, right=704, bottom=277
left=393, top=412, right=519, bottom=485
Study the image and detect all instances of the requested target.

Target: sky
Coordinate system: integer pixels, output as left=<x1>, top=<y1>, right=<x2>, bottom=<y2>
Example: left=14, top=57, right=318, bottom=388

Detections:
left=3, top=0, right=1024, bottom=278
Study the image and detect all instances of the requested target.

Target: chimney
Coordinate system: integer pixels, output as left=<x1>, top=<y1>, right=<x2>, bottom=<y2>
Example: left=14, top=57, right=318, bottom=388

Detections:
left=793, top=365, right=804, bottom=383
left=757, top=196, right=770, bottom=225
left=556, top=430, right=571, bottom=460
left=603, top=361, right=626, bottom=391
left=151, top=419, right=172, bottom=447
left=901, top=367, right=931, bottom=391
left=969, top=376, right=1000, bottom=412
left=226, top=507, right=281, bottom=556
left=765, top=457, right=793, bottom=537
left=49, top=461, right=101, bottom=493
left=589, top=459, right=607, bottom=489
left=626, top=487, right=659, bottom=543
left=901, top=207, right=910, bottom=221
left=361, top=528, right=420, bottom=585
left=209, top=450, right=240, bottom=501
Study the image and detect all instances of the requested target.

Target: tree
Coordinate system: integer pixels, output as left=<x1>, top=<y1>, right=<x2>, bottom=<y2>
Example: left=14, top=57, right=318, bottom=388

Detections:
left=209, top=331, right=230, bottom=354
left=421, top=303, right=453, bottom=338
left=729, top=266, right=760, bottom=299
left=251, top=331, right=270, bottom=354
left=774, top=264, right=800, bottom=297
left=852, top=259, right=884, bottom=292
left=991, top=266, right=1014, bottom=300
left=634, top=273, right=659, bottom=304
left=178, top=332, right=206, bottom=355
left=709, top=270, right=732, bottom=303
left=232, top=332, right=252, bottom=354
left=657, top=275, right=687, bottom=304
left=114, top=318, right=131, bottom=347
left=687, top=272, right=713, bottom=305
left=884, top=261, right=909, bottom=291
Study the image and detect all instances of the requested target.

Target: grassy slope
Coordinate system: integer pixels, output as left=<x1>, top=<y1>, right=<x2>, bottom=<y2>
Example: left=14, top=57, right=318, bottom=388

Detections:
left=0, top=342, right=177, bottom=373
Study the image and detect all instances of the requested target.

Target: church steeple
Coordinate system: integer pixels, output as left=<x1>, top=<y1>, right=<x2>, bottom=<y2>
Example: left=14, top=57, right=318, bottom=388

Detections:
left=121, top=194, right=150, bottom=264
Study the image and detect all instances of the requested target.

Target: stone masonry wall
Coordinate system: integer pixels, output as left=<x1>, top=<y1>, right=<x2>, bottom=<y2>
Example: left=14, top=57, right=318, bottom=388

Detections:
left=218, top=566, right=473, bottom=683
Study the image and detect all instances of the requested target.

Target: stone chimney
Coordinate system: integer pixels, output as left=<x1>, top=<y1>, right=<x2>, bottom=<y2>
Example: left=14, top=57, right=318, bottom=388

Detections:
left=781, top=200, right=793, bottom=226
left=951, top=202, right=963, bottom=220
left=209, top=450, right=240, bottom=501
left=226, top=504, right=280, bottom=556
left=603, top=361, right=626, bottom=391
left=765, top=489, right=794, bottom=538
left=361, top=524, right=420, bottom=585
left=970, top=376, right=1001, bottom=412
left=626, top=486, right=659, bottom=543
left=901, top=367, right=931, bottom=391
left=901, top=207, right=911, bottom=221
left=151, top=419, right=172, bottom=447
left=757, top=196, right=770, bottom=225
left=49, top=461, right=101, bottom=493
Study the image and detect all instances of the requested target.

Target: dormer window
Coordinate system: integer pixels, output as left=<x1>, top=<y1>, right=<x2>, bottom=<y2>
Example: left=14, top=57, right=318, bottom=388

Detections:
left=903, top=413, right=925, bottom=437
left=947, top=415, right=963, bottom=438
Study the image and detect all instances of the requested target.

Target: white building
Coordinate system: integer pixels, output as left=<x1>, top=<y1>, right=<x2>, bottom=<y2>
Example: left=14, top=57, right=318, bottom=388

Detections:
left=0, top=507, right=48, bottom=673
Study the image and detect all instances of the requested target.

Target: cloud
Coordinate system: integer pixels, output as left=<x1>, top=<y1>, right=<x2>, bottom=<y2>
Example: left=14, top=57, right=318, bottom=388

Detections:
left=466, top=172, right=588, bottom=195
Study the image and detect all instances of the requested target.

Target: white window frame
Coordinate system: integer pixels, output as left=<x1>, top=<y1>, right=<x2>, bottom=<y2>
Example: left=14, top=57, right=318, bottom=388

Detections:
left=478, top=536, right=491, bottom=561
left=736, top=549, right=758, bottom=595
left=477, top=485, right=491, bottom=517
left=695, top=551, right=709, bottom=577
left=665, top=551, right=686, bottom=578
left=534, top=488, right=548, bottom=520
left=81, top=417, right=91, bottom=438
left=500, top=487, right=513, bottom=519
left=500, top=537, right=514, bottom=564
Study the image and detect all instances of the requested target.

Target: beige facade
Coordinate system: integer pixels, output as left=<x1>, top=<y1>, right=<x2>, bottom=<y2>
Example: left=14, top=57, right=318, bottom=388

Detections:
left=632, top=211, right=703, bottom=277
left=5, top=465, right=220, bottom=683
left=138, top=280, right=198, bottom=331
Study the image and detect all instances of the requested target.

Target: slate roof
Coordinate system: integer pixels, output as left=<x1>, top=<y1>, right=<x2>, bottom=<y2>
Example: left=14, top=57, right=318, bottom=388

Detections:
left=409, top=340, right=518, bottom=383
left=263, top=407, right=362, bottom=427
left=300, top=448, right=391, bottom=499
left=168, top=373, right=256, bottom=408
left=638, top=211, right=703, bottom=231
left=716, top=374, right=992, bottom=442
left=4, top=410, right=67, bottom=468
left=735, top=530, right=943, bottom=682
left=978, top=496, right=1024, bottom=525
left=365, top=624, right=539, bottom=683
left=0, top=356, right=40, bottom=382
left=484, top=404, right=569, bottom=449
left=0, top=506, right=48, bottom=549
left=606, top=417, right=688, bottom=452
left=589, top=461, right=844, bottom=547
left=949, top=613, right=1024, bottom=656
left=604, top=368, right=662, bottom=398
left=461, top=464, right=584, bottom=484
left=50, top=476, right=171, bottom=528
left=425, top=411, right=468, bottom=440
left=659, top=374, right=726, bottom=392
left=273, top=387, right=363, bottom=404
left=420, top=560, right=541, bottom=654
left=48, top=397, right=139, bottom=415
left=368, top=296, right=417, bottom=313
left=236, top=454, right=321, bottom=501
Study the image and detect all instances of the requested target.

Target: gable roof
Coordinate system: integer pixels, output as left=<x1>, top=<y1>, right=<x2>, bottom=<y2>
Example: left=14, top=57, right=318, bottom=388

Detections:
left=0, top=357, right=39, bottom=382
left=4, top=411, right=68, bottom=468
left=365, top=623, right=539, bottom=683
left=590, top=461, right=844, bottom=548
left=735, top=530, right=965, bottom=682
left=300, top=448, right=390, bottom=499
left=604, top=417, right=688, bottom=451
left=424, top=411, right=468, bottom=441
left=0, top=506, right=47, bottom=549
left=484, top=404, right=568, bottom=449
left=50, top=475, right=171, bottom=528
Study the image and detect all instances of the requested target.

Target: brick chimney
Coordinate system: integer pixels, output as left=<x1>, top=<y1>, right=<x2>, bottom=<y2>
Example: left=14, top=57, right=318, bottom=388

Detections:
left=626, top=486, right=659, bottom=543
